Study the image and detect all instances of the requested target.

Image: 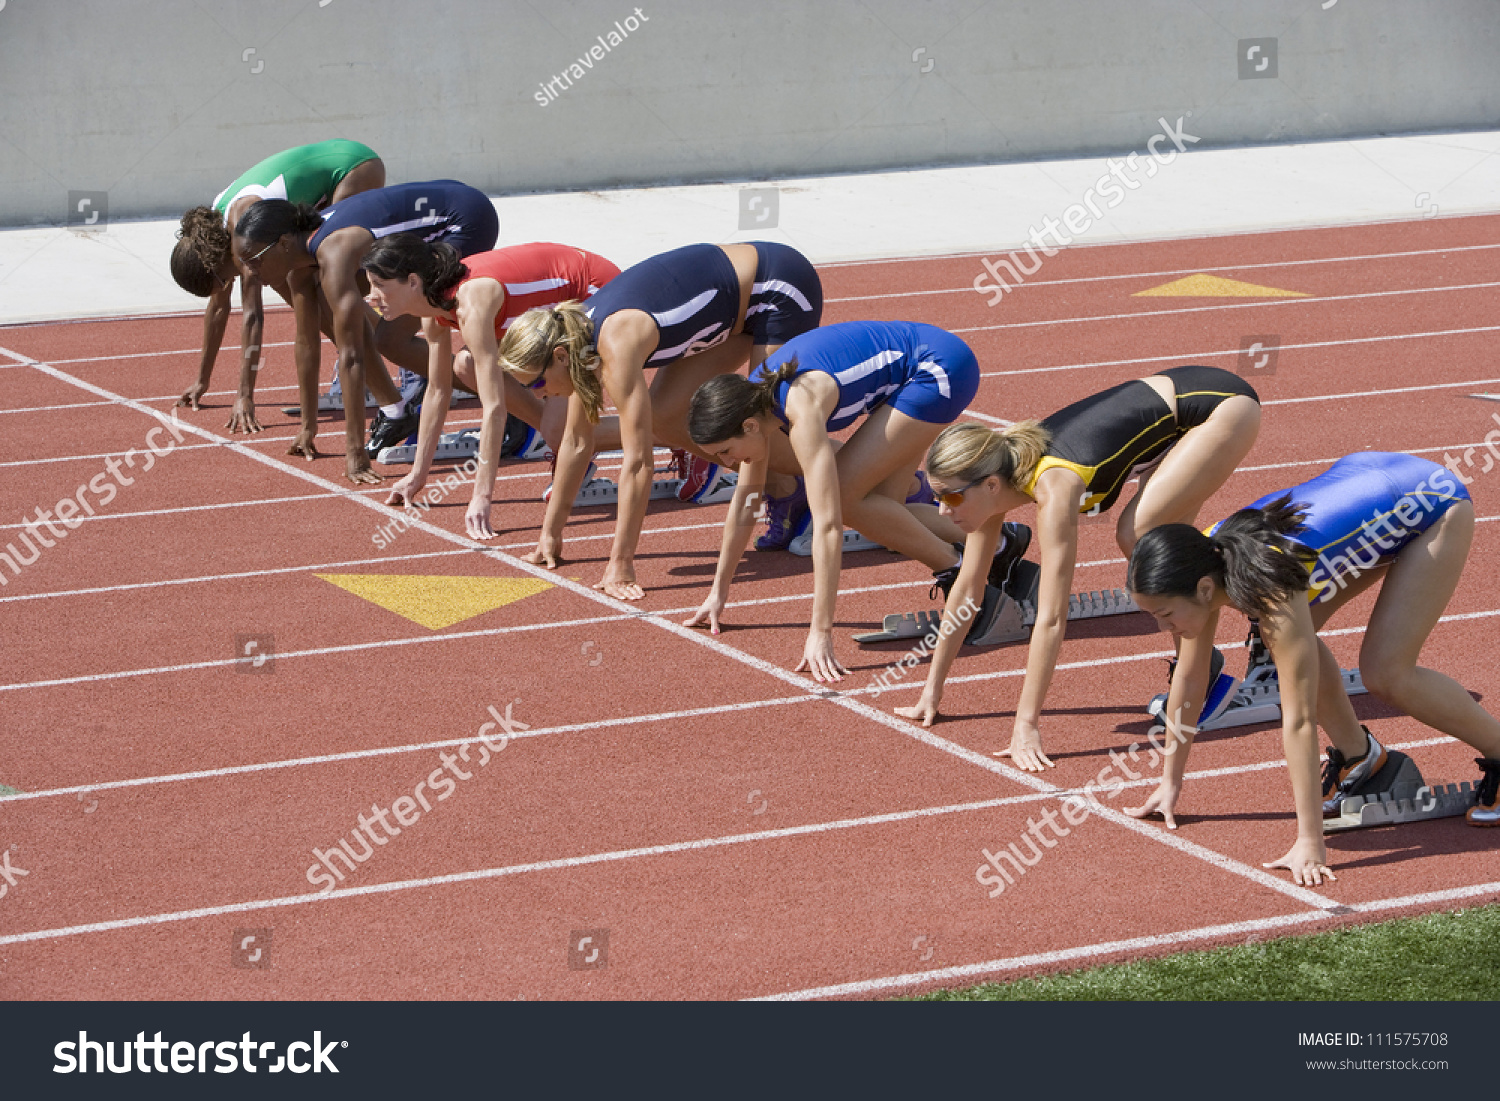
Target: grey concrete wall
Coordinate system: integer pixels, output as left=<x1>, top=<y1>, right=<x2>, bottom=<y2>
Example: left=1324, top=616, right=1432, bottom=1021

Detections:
left=2, top=0, right=1499, bottom=226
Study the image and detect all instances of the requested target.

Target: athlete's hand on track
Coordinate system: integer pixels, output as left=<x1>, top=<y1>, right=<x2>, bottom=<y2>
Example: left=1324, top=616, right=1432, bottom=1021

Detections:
left=895, top=688, right=942, bottom=727
left=226, top=397, right=263, bottom=434
left=465, top=498, right=496, bottom=540
left=1264, top=838, right=1336, bottom=886
left=288, top=429, right=320, bottom=462
left=597, top=562, right=644, bottom=601
left=525, top=535, right=564, bottom=569
left=794, top=631, right=849, bottom=683
left=1125, top=779, right=1181, bottom=829
left=387, top=473, right=424, bottom=508
left=345, top=451, right=381, bottom=486
left=683, top=593, right=727, bottom=634
left=177, top=383, right=207, bottom=411
left=994, top=720, right=1055, bottom=771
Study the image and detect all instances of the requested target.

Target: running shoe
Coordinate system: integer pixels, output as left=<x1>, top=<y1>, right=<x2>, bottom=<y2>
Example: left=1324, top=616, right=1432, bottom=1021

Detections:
left=1467, top=758, right=1500, bottom=826
left=929, top=542, right=967, bottom=602
left=1147, top=647, right=1238, bottom=727
left=1320, top=726, right=1389, bottom=817
left=755, top=478, right=811, bottom=551
left=674, top=449, right=724, bottom=503
left=988, top=521, right=1032, bottom=594
left=1243, top=621, right=1277, bottom=685
left=542, top=455, right=598, bottom=503
left=367, top=380, right=426, bottom=458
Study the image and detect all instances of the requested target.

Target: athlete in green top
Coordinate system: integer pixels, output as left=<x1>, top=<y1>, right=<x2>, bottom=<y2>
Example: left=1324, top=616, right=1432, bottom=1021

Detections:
left=170, top=140, right=384, bottom=433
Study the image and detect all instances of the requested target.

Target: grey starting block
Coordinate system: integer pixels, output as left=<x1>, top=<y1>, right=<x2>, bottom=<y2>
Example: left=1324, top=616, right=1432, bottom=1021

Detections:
left=281, top=390, right=381, bottom=416
left=1187, top=661, right=1367, bottom=731
left=375, top=428, right=480, bottom=465
left=788, top=529, right=885, bottom=556
left=1324, top=751, right=1477, bottom=831
left=571, top=472, right=738, bottom=507
left=852, top=578, right=1138, bottom=647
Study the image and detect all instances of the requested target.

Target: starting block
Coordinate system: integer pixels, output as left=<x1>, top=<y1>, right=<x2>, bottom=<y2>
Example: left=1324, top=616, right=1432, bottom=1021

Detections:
left=375, top=428, right=479, bottom=466
left=852, top=563, right=1139, bottom=648
left=1324, top=750, right=1477, bottom=831
left=788, top=529, right=885, bottom=556
left=281, top=390, right=379, bottom=416
left=1168, top=654, right=1368, bottom=731
left=570, top=472, right=738, bottom=507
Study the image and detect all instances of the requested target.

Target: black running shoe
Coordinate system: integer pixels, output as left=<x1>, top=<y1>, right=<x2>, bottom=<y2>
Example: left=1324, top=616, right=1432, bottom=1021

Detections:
left=988, top=521, right=1032, bottom=593
left=367, top=380, right=426, bottom=457
left=367, top=406, right=421, bottom=457
left=930, top=542, right=965, bottom=602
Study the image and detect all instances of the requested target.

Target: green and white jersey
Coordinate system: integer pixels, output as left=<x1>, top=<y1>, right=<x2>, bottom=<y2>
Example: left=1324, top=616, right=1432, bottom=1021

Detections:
left=212, top=139, right=378, bottom=213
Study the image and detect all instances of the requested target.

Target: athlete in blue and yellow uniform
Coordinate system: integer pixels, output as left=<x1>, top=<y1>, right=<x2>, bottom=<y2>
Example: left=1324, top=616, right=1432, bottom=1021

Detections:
left=170, top=140, right=385, bottom=430
left=681, top=320, right=1014, bottom=681
left=231, top=181, right=499, bottom=484
left=1125, top=451, right=1499, bottom=887
left=497, top=242, right=822, bottom=601
left=898, top=365, right=1262, bottom=763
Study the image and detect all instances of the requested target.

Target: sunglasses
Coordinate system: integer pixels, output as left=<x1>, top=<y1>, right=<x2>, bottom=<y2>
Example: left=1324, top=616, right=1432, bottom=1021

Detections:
left=244, top=238, right=279, bottom=263
left=935, top=476, right=990, bottom=507
left=525, top=367, right=548, bottom=391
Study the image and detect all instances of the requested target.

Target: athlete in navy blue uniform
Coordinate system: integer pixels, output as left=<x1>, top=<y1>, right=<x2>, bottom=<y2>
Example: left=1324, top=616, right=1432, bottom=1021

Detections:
left=1126, top=452, right=1499, bottom=886
left=233, top=182, right=498, bottom=483
left=497, top=241, right=821, bottom=599
left=682, top=320, right=1010, bottom=681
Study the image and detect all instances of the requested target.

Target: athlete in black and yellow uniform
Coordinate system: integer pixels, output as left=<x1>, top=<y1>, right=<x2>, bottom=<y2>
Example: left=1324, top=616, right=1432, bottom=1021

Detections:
left=1026, top=365, right=1260, bottom=514
left=893, top=365, right=1262, bottom=772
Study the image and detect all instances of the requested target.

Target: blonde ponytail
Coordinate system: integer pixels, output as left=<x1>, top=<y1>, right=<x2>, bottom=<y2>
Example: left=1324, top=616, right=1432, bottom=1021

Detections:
left=926, top=419, right=1051, bottom=491
left=499, top=301, right=604, bottom=421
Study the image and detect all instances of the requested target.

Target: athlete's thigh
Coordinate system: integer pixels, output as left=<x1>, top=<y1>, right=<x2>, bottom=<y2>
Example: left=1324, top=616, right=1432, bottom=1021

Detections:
left=1131, top=395, right=1261, bottom=530
left=1361, top=501, right=1474, bottom=671
left=836, top=404, right=943, bottom=502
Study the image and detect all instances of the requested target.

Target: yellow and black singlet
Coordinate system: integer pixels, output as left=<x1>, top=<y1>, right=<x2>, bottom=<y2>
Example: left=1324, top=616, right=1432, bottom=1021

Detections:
left=1022, top=365, right=1259, bottom=513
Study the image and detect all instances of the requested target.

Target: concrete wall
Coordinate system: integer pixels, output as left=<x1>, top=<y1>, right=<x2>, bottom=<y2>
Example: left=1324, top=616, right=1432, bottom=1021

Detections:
left=3, top=0, right=1499, bottom=226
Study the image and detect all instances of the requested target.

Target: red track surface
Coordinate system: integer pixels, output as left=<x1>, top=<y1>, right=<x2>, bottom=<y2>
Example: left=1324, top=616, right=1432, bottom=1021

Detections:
left=2, top=216, right=1498, bottom=1000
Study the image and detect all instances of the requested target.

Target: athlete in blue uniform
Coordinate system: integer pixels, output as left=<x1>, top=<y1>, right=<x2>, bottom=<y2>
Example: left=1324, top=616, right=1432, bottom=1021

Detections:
left=1125, top=452, right=1500, bottom=886
left=497, top=242, right=822, bottom=598
left=681, top=320, right=1021, bottom=681
left=232, top=181, right=499, bottom=483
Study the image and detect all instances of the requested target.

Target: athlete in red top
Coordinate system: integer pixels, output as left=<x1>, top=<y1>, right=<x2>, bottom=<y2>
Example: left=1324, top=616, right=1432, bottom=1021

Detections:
left=362, top=238, right=620, bottom=539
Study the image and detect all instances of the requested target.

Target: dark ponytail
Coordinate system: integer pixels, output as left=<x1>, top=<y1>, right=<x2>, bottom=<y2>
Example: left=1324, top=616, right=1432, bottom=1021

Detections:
left=1127, top=495, right=1311, bottom=619
left=233, top=199, right=323, bottom=246
left=361, top=235, right=468, bottom=311
left=687, top=358, right=802, bottom=446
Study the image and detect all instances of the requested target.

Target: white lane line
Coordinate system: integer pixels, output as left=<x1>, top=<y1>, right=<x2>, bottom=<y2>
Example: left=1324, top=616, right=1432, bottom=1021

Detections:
left=0, top=790, right=1077, bottom=949
left=1261, top=377, right=1500, bottom=406
left=824, top=241, right=1500, bottom=302
left=950, top=280, right=1500, bottom=335
left=753, top=880, right=1500, bottom=1001
left=0, top=401, right=119, bottom=415
left=46, top=340, right=296, bottom=366
left=0, top=611, right=636, bottom=694
left=0, top=548, right=472, bottom=605
left=0, top=695, right=819, bottom=804
left=0, top=518, right=725, bottom=602
left=3, top=781, right=1490, bottom=956
left=978, top=324, right=1500, bottom=379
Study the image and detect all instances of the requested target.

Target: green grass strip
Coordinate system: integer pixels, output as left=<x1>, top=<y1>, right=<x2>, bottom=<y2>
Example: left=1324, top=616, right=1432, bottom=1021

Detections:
left=0, top=784, right=20, bottom=796
left=912, top=905, right=1500, bottom=1001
